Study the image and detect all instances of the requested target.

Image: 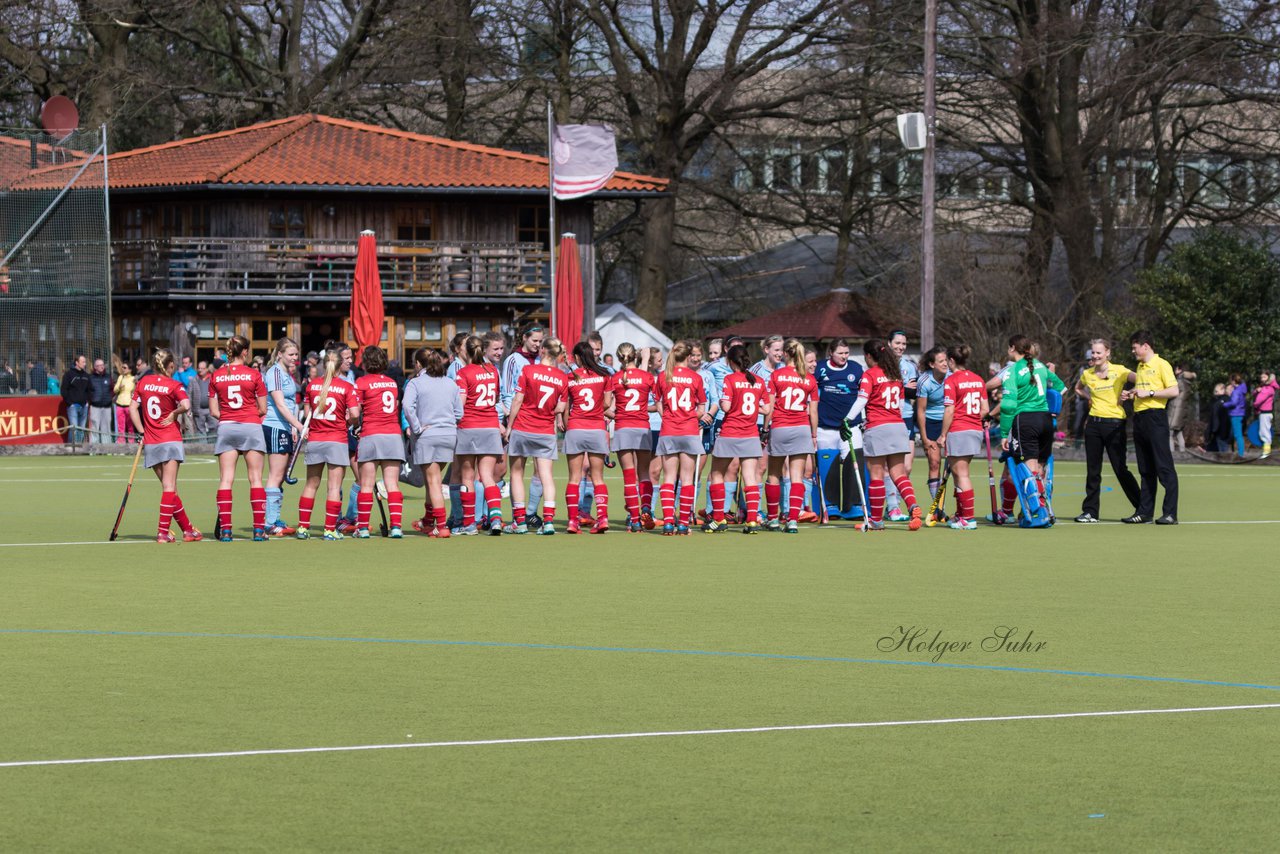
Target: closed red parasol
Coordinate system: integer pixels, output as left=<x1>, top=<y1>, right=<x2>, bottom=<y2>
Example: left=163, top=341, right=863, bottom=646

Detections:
left=350, top=229, right=384, bottom=364
left=553, top=233, right=583, bottom=347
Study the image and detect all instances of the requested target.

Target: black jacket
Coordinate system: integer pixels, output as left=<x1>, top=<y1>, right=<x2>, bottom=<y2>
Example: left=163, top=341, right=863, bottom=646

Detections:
left=61, top=367, right=92, bottom=405
left=89, top=372, right=113, bottom=406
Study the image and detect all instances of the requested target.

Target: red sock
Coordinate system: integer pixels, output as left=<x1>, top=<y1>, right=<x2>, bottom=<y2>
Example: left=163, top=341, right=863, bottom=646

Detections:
left=765, top=482, right=781, bottom=520
left=640, top=479, right=654, bottom=510
left=892, top=476, right=917, bottom=509
left=565, top=483, right=580, bottom=522
left=710, top=482, right=726, bottom=522
left=595, top=484, right=608, bottom=519
left=622, top=468, right=640, bottom=522
left=216, top=488, right=232, bottom=530
left=744, top=484, right=761, bottom=520
left=868, top=479, right=886, bottom=522
left=158, top=491, right=176, bottom=535
left=957, top=488, right=974, bottom=520
left=1036, top=475, right=1046, bottom=501
left=250, top=487, right=266, bottom=529
left=679, top=483, right=695, bottom=526
left=388, top=491, right=403, bottom=528
left=1001, top=475, right=1017, bottom=513
left=433, top=506, right=447, bottom=529
left=542, top=500, right=556, bottom=523
left=325, top=499, right=341, bottom=530
left=788, top=485, right=805, bottom=522
left=513, top=503, right=526, bottom=523
left=172, top=494, right=192, bottom=532
left=484, top=485, right=502, bottom=520
left=461, top=488, right=475, bottom=526
left=298, top=495, right=315, bottom=529
left=358, top=491, right=373, bottom=530
left=660, top=483, right=676, bottom=525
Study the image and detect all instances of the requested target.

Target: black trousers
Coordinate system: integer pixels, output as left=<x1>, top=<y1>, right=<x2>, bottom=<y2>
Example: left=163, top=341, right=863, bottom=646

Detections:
left=1082, top=417, right=1141, bottom=517
left=1132, top=409, right=1179, bottom=518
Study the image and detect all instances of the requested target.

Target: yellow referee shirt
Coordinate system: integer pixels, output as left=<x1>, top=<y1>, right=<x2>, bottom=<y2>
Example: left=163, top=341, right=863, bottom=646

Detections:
left=1134, top=355, right=1176, bottom=412
left=1080, top=363, right=1130, bottom=419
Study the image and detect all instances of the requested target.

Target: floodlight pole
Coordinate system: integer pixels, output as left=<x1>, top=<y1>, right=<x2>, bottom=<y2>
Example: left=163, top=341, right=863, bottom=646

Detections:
left=920, top=0, right=937, bottom=351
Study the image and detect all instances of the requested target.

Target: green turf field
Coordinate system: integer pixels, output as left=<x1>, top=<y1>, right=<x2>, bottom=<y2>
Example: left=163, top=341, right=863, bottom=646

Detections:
left=2, top=454, right=1278, bottom=851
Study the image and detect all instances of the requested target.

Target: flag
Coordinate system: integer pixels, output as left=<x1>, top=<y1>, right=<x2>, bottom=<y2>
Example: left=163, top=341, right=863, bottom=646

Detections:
left=551, top=122, right=618, bottom=200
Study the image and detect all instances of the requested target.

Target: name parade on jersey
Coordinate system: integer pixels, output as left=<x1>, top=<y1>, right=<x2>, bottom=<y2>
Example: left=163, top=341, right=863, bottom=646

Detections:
left=117, top=325, right=1181, bottom=543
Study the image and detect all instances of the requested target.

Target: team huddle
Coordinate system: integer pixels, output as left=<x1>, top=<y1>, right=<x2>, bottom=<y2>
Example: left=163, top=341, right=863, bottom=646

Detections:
left=126, top=325, right=1094, bottom=543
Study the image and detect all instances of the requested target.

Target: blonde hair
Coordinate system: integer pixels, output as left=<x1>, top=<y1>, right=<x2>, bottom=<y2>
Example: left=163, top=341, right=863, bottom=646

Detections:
left=540, top=337, right=564, bottom=365
left=314, top=348, right=342, bottom=414
left=269, top=336, right=299, bottom=369
left=616, top=342, right=638, bottom=369
left=226, top=334, right=250, bottom=362
left=151, top=348, right=175, bottom=376
left=784, top=338, right=807, bottom=378
left=665, top=339, right=693, bottom=384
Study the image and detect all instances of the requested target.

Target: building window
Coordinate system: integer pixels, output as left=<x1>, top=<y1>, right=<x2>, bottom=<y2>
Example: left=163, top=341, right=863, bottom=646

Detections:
left=517, top=206, right=550, bottom=249
left=162, top=205, right=211, bottom=237
left=396, top=206, right=433, bottom=241
left=403, top=319, right=443, bottom=343
left=268, top=205, right=306, bottom=239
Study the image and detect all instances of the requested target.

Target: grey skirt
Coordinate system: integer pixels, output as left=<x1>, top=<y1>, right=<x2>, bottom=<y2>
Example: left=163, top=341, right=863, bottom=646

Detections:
left=508, top=429, right=558, bottom=460
left=358, top=432, right=406, bottom=463
left=768, top=424, right=815, bottom=457
left=215, top=421, right=267, bottom=455
left=945, top=429, right=983, bottom=459
left=454, top=427, right=504, bottom=456
left=305, top=440, right=349, bottom=467
left=610, top=427, right=653, bottom=452
left=563, top=428, right=609, bottom=455
left=863, top=422, right=911, bottom=458
left=655, top=434, right=703, bottom=456
left=713, top=434, right=763, bottom=460
left=145, top=441, right=184, bottom=469
left=412, top=431, right=456, bottom=465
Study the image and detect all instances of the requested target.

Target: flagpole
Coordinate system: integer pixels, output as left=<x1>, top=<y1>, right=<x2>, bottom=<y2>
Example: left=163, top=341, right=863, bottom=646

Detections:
left=547, top=100, right=557, bottom=337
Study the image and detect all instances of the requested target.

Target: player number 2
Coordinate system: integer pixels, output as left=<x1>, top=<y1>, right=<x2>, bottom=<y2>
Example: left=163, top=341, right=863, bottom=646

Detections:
left=623, top=388, right=642, bottom=412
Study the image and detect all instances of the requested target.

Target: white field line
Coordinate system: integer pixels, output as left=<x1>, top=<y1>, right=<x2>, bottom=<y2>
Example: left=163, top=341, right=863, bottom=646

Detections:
left=3, top=702, right=1278, bottom=770
left=0, top=540, right=156, bottom=548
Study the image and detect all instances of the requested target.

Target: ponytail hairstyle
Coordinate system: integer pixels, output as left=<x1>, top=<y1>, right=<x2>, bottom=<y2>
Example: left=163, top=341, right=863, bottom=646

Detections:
left=950, top=344, right=972, bottom=369
left=759, top=334, right=784, bottom=360
left=572, top=341, right=609, bottom=378
left=464, top=335, right=485, bottom=365
left=226, top=334, right=250, bottom=363
left=920, top=345, right=948, bottom=375
left=314, top=347, right=342, bottom=414
left=784, top=338, right=808, bottom=378
left=1014, top=337, right=1039, bottom=374
left=1008, top=334, right=1029, bottom=356
left=864, top=339, right=902, bottom=383
left=415, top=347, right=449, bottom=378
left=665, top=339, right=693, bottom=384
left=725, top=343, right=757, bottom=385
left=362, top=345, right=389, bottom=374
left=540, top=337, right=565, bottom=365
left=152, top=348, right=175, bottom=376
left=269, top=336, right=299, bottom=369
left=616, top=342, right=638, bottom=370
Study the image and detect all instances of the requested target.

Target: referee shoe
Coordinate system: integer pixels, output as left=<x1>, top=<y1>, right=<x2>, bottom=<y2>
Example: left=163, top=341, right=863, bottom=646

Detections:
left=1155, top=514, right=1178, bottom=525
left=1073, top=513, right=1100, bottom=523
left=1120, top=513, right=1152, bottom=524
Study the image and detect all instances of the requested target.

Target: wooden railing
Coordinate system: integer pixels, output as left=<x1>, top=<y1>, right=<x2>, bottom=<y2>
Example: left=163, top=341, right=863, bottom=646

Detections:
left=111, top=237, right=551, bottom=298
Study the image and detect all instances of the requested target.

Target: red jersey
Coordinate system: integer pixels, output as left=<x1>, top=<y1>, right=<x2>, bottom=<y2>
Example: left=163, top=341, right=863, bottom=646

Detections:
left=943, top=369, right=987, bottom=432
left=655, top=367, right=705, bottom=437
left=133, top=374, right=188, bottom=445
left=768, top=367, right=818, bottom=429
left=210, top=364, right=267, bottom=424
left=611, top=368, right=655, bottom=430
left=356, top=373, right=401, bottom=436
left=512, top=364, right=567, bottom=434
left=456, top=363, right=500, bottom=430
left=719, top=372, right=770, bottom=439
left=305, top=376, right=359, bottom=443
left=858, top=366, right=904, bottom=429
left=566, top=368, right=609, bottom=431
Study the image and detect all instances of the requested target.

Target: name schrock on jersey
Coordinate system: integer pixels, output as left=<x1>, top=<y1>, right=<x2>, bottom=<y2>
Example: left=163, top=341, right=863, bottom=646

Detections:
left=211, top=365, right=266, bottom=424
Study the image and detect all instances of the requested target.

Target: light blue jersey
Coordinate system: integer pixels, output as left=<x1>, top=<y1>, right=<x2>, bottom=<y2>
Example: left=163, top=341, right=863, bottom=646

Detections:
left=917, top=370, right=949, bottom=421
left=263, top=363, right=297, bottom=429
left=899, top=356, right=919, bottom=419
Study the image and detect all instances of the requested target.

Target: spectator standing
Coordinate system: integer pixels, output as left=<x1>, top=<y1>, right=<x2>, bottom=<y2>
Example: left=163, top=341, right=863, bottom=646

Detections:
left=113, top=360, right=137, bottom=443
left=1167, top=364, right=1195, bottom=453
left=1120, top=331, right=1179, bottom=524
left=173, top=356, right=196, bottom=389
left=189, top=360, right=214, bottom=438
left=88, top=358, right=115, bottom=442
left=61, top=354, right=91, bottom=442
left=0, top=361, right=16, bottom=394
left=1224, top=373, right=1248, bottom=458
left=134, top=357, right=150, bottom=380
left=26, top=359, right=47, bottom=395
left=1254, top=370, right=1278, bottom=458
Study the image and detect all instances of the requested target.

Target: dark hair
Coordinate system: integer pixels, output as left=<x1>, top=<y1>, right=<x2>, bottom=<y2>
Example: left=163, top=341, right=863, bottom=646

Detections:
left=1130, top=329, right=1155, bottom=348
left=449, top=332, right=469, bottom=355
left=226, top=334, right=250, bottom=361
left=1013, top=338, right=1039, bottom=376
left=572, top=341, right=609, bottom=378
left=464, top=335, right=485, bottom=365
left=950, top=344, right=972, bottom=368
left=864, top=339, right=902, bottom=383
left=414, top=347, right=449, bottom=378
left=827, top=338, right=850, bottom=357
left=520, top=323, right=545, bottom=342
left=361, top=345, right=388, bottom=374
left=481, top=330, right=505, bottom=347
left=1008, top=333, right=1029, bottom=352
left=586, top=331, right=603, bottom=347
left=920, top=346, right=948, bottom=373
left=725, top=343, right=757, bottom=385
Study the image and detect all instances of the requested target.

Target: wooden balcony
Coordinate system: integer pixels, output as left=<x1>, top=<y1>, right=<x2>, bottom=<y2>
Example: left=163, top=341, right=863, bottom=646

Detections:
left=111, top=237, right=551, bottom=301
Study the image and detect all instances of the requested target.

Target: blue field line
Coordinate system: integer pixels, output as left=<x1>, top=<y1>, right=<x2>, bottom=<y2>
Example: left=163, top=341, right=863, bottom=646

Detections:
left=3, top=626, right=1280, bottom=693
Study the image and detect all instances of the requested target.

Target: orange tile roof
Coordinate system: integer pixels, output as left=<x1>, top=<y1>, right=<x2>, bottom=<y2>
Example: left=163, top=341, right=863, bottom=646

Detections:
left=0, top=133, right=86, bottom=189
left=10, top=114, right=667, bottom=195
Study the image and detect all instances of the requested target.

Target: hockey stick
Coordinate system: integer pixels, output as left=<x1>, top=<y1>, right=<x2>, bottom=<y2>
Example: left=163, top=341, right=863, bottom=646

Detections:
left=374, top=479, right=390, bottom=537
left=283, top=409, right=313, bottom=486
left=849, top=435, right=870, bottom=533
left=983, top=424, right=999, bottom=519
left=924, top=459, right=952, bottom=528
left=813, top=452, right=829, bottom=525
left=109, top=442, right=145, bottom=541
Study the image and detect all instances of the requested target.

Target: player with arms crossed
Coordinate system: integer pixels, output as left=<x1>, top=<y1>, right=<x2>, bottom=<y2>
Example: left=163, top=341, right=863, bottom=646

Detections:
left=564, top=341, right=614, bottom=533
left=130, top=348, right=201, bottom=542
left=209, top=334, right=269, bottom=541
left=610, top=343, right=656, bottom=532
left=846, top=339, right=923, bottom=532
left=353, top=346, right=407, bottom=538
left=506, top=338, right=568, bottom=535
left=403, top=347, right=463, bottom=538
left=765, top=339, right=819, bottom=533
left=296, top=348, right=360, bottom=540
left=937, top=344, right=988, bottom=530
left=706, top=343, right=771, bottom=533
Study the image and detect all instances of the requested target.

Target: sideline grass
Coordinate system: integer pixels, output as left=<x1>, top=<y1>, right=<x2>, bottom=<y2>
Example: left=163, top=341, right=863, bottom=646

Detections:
left=1, top=455, right=1278, bottom=850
